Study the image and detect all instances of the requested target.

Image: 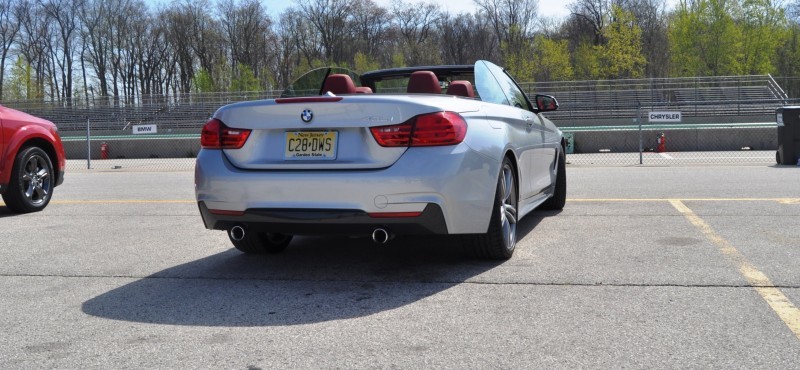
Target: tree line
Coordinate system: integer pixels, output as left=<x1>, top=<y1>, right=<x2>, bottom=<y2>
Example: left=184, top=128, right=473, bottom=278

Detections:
left=0, top=0, right=797, bottom=105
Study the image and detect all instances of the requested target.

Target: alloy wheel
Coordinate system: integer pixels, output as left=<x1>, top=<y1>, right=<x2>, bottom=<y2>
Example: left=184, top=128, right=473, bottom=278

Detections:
left=499, top=164, right=517, bottom=250
left=21, top=154, right=51, bottom=206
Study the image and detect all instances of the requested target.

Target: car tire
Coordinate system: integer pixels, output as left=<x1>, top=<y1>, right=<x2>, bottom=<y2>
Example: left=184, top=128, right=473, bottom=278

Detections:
left=229, top=230, right=293, bottom=254
left=540, top=149, right=566, bottom=211
left=463, top=157, right=517, bottom=260
left=2, top=147, right=55, bottom=213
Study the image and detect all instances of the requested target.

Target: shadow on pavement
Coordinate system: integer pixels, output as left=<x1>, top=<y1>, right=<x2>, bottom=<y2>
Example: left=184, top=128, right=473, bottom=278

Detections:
left=522, top=210, right=558, bottom=235
left=82, top=239, right=502, bottom=327
left=82, top=213, right=550, bottom=327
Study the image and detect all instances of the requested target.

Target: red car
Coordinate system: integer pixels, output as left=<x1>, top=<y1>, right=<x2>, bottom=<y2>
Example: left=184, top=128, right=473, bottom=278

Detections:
left=0, top=104, right=65, bottom=213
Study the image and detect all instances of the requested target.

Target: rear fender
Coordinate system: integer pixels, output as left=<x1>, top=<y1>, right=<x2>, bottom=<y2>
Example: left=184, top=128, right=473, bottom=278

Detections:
left=504, top=150, right=520, bottom=199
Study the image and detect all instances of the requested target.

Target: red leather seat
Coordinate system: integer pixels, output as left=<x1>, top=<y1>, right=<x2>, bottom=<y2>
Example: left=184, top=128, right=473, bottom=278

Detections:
left=407, top=71, right=442, bottom=94
left=355, top=86, right=373, bottom=94
left=322, top=74, right=357, bottom=95
left=446, top=80, right=475, bottom=98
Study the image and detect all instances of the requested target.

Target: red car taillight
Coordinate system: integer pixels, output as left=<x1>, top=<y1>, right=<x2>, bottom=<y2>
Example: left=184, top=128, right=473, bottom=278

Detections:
left=370, top=111, right=467, bottom=147
left=201, top=118, right=251, bottom=149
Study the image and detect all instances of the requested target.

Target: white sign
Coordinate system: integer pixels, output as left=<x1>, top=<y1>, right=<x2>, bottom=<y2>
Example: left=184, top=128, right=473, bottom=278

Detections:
left=132, top=124, right=157, bottom=134
left=648, top=112, right=682, bottom=122
left=777, top=113, right=784, bottom=126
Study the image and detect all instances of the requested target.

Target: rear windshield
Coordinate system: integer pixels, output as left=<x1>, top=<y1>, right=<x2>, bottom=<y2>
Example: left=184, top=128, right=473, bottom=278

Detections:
left=281, top=67, right=361, bottom=98
left=283, top=66, right=482, bottom=99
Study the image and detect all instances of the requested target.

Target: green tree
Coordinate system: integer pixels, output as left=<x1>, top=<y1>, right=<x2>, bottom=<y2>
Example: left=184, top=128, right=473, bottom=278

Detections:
left=572, top=41, right=602, bottom=80
left=501, top=25, right=536, bottom=82
left=354, top=52, right=379, bottom=73
left=739, top=0, right=787, bottom=74
left=776, top=25, right=800, bottom=96
left=531, top=35, right=574, bottom=81
left=776, top=25, right=800, bottom=77
left=259, top=67, right=277, bottom=91
left=669, top=0, right=743, bottom=76
left=193, top=68, right=216, bottom=92
left=599, top=5, right=646, bottom=79
left=390, top=52, right=406, bottom=68
left=285, top=57, right=355, bottom=87
left=230, top=63, right=260, bottom=91
left=2, top=56, right=37, bottom=101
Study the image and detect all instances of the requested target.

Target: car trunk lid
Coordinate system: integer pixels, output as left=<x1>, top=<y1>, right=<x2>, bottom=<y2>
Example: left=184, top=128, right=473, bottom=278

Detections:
left=214, top=95, right=479, bottom=170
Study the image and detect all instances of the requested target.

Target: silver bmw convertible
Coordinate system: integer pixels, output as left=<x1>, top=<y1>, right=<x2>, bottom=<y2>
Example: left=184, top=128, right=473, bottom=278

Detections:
left=195, top=60, right=566, bottom=259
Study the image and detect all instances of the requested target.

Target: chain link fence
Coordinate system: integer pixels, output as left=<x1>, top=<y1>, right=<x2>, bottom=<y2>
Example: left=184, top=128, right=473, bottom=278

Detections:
left=2, top=75, right=793, bottom=171
left=4, top=92, right=279, bottom=172
left=530, top=74, right=789, bottom=166
left=556, top=101, right=784, bottom=166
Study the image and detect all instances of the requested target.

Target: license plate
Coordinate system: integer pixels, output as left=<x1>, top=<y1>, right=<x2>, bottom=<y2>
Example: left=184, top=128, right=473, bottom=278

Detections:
left=284, top=131, right=338, bottom=160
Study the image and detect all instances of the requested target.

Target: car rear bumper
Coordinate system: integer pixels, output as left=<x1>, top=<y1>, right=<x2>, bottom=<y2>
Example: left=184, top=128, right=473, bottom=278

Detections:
left=194, top=144, right=500, bottom=235
left=198, top=201, right=448, bottom=235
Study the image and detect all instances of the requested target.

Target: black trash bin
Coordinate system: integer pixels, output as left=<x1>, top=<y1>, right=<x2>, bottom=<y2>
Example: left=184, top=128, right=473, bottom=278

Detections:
left=775, top=107, right=800, bottom=165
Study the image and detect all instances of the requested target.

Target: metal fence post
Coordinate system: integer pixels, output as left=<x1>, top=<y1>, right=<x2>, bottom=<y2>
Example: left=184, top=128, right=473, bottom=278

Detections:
left=86, top=117, right=91, bottom=170
left=637, top=104, right=643, bottom=165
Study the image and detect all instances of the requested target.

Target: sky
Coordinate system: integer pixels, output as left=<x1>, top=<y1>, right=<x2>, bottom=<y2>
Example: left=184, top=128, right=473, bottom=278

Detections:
left=261, top=0, right=574, bottom=19
left=149, top=0, right=680, bottom=21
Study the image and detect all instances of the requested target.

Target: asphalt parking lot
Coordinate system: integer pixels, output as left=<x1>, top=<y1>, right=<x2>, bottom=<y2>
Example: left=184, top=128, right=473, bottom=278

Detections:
left=1, top=163, right=799, bottom=368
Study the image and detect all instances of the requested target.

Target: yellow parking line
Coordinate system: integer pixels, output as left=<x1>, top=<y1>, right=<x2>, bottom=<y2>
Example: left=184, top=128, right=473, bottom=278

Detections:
left=7, top=198, right=797, bottom=205
left=670, top=199, right=800, bottom=340
left=3, top=198, right=796, bottom=208
left=53, top=198, right=799, bottom=205
left=50, top=200, right=195, bottom=204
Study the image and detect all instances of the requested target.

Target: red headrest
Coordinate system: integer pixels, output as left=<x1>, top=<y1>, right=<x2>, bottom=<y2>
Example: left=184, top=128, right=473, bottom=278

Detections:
left=355, top=86, right=373, bottom=94
left=407, top=71, right=442, bottom=94
left=322, top=74, right=356, bottom=95
left=446, top=80, right=475, bottom=98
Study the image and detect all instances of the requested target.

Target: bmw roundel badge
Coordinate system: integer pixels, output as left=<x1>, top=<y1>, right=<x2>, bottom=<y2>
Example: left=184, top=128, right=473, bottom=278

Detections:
left=301, top=109, right=314, bottom=123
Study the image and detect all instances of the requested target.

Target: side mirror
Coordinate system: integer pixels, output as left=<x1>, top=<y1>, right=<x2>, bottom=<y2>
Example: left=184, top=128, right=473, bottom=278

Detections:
left=535, top=95, right=559, bottom=112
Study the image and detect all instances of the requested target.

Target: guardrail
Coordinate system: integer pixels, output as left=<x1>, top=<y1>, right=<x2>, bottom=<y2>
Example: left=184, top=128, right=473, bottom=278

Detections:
left=555, top=102, right=779, bottom=165
left=767, top=74, right=789, bottom=101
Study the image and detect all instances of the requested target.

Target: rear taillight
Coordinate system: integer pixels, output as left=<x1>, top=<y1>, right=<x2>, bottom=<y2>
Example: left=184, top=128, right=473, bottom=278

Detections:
left=201, top=118, right=251, bottom=149
left=370, top=122, right=414, bottom=147
left=370, top=111, right=467, bottom=147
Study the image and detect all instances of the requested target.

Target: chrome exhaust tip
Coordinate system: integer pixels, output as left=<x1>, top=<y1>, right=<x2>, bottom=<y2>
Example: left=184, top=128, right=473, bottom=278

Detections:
left=371, top=228, right=391, bottom=245
left=230, top=225, right=246, bottom=241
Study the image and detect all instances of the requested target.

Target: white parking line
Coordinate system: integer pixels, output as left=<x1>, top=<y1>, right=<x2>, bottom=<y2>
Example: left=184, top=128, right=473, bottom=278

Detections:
left=659, top=153, right=674, bottom=159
